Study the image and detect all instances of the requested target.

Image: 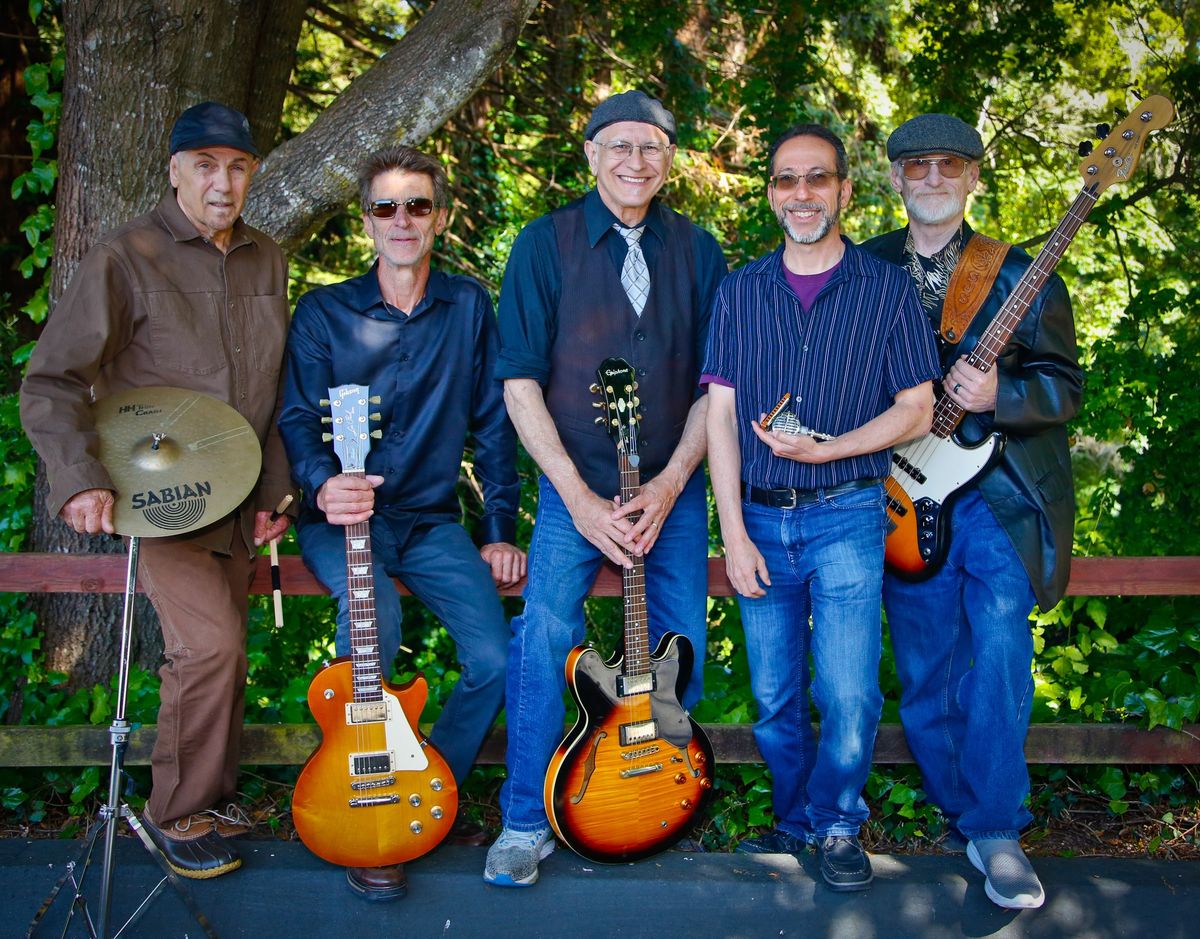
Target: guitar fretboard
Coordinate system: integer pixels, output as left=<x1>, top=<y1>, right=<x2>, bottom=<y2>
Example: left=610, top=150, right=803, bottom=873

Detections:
left=930, top=186, right=1098, bottom=439
left=344, top=469, right=383, bottom=703
left=617, top=451, right=650, bottom=679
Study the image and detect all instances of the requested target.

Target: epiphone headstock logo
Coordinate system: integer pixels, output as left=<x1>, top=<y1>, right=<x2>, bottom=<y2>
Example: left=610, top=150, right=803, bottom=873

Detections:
left=603, top=368, right=628, bottom=377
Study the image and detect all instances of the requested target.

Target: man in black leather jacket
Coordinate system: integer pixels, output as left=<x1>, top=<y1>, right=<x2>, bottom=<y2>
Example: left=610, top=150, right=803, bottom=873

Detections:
left=862, top=113, right=1082, bottom=911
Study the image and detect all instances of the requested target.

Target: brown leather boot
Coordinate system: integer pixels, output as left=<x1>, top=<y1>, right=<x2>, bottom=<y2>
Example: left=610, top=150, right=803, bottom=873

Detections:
left=345, top=864, right=407, bottom=901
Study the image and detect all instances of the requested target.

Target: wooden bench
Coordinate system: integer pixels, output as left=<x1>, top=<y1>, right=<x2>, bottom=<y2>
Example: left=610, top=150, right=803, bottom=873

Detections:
left=1, top=552, right=1198, bottom=768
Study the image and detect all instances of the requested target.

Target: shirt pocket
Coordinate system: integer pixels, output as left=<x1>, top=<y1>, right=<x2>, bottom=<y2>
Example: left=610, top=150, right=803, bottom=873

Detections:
left=241, top=294, right=288, bottom=377
left=145, top=291, right=227, bottom=375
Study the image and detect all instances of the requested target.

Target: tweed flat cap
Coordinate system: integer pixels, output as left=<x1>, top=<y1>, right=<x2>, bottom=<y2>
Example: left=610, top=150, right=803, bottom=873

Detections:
left=170, top=101, right=260, bottom=157
left=584, top=90, right=677, bottom=144
left=887, top=113, right=983, bottom=161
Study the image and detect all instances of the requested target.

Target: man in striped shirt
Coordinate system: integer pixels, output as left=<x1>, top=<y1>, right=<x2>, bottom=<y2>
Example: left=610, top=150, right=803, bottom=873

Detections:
left=704, top=123, right=941, bottom=891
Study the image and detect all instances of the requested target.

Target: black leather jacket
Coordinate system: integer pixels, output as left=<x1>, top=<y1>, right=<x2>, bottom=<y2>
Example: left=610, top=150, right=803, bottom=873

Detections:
left=862, top=225, right=1082, bottom=609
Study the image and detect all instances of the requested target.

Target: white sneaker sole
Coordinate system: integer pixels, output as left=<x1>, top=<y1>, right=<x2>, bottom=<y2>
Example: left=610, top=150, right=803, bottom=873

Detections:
left=967, top=841, right=1046, bottom=910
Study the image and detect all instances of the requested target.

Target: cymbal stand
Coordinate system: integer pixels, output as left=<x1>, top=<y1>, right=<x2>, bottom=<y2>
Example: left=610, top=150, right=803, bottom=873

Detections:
left=27, top=536, right=218, bottom=939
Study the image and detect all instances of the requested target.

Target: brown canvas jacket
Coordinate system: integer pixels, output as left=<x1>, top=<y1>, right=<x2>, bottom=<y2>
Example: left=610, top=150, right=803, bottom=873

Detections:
left=20, top=193, right=294, bottom=554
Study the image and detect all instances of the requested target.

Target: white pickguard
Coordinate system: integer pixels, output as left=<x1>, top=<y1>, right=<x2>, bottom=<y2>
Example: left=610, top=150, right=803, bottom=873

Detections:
left=347, top=692, right=429, bottom=773
left=890, top=432, right=1001, bottom=504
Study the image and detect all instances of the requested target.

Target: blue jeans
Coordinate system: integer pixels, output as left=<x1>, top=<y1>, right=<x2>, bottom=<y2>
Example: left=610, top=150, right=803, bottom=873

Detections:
left=499, top=471, right=708, bottom=831
left=884, top=488, right=1037, bottom=841
left=737, top=483, right=886, bottom=839
left=297, top=513, right=509, bottom=785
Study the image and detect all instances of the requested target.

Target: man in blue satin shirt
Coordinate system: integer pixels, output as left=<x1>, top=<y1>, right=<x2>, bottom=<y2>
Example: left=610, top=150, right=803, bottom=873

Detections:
left=278, top=145, right=524, bottom=904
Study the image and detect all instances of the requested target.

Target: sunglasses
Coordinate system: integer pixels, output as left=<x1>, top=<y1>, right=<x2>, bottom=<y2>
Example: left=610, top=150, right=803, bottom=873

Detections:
left=900, top=156, right=968, bottom=180
left=769, top=170, right=841, bottom=192
left=368, top=197, right=435, bottom=219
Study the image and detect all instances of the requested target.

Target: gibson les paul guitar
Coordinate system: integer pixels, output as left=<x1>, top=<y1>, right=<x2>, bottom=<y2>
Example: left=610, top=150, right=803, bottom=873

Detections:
left=543, top=357, right=715, bottom=863
left=885, top=95, right=1175, bottom=579
left=292, top=384, right=458, bottom=867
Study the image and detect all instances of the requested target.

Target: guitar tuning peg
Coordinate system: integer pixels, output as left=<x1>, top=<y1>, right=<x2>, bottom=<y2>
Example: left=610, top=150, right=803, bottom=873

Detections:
left=370, top=430, right=382, bottom=439
left=1096, top=122, right=1111, bottom=139
left=633, top=396, right=640, bottom=407
left=632, top=382, right=639, bottom=391
left=370, top=412, right=382, bottom=421
left=321, top=433, right=333, bottom=443
left=1077, top=140, right=1094, bottom=157
left=592, top=400, right=604, bottom=408
left=594, top=417, right=606, bottom=426
left=589, top=383, right=601, bottom=393
left=321, top=416, right=332, bottom=424
left=319, top=398, right=330, bottom=407
left=369, top=396, right=381, bottom=404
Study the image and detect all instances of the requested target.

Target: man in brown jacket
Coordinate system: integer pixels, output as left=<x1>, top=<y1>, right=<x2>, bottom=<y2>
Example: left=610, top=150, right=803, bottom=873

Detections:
left=20, top=101, right=293, bottom=879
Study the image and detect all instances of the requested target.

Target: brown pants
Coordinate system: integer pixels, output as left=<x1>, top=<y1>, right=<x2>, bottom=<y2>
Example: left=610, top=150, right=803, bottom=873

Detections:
left=137, top=536, right=256, bottom=825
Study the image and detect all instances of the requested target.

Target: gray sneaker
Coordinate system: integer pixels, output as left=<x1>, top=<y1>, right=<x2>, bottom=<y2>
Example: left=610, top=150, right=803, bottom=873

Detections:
left=967, top=838, right=1045, bottom=910
left=483, top=826, right=555, bottom=887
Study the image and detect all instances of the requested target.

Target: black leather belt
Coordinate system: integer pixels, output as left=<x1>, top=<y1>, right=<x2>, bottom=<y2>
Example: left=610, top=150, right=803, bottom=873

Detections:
left=741, top=477, right=881, bottom=509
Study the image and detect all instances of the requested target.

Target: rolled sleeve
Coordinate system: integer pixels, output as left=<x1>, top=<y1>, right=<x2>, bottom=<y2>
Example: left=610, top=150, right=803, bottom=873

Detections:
left=496, top=219, right=561, bottom=384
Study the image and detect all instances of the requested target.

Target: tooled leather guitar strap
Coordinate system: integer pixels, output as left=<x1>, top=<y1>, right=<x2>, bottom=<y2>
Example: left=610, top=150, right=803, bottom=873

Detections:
left=939, top=233, right=1011, bottom=343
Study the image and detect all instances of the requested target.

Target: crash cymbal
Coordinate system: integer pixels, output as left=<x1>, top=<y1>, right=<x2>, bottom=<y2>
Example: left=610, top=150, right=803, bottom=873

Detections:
left=93, top=386, right=262, bottom=537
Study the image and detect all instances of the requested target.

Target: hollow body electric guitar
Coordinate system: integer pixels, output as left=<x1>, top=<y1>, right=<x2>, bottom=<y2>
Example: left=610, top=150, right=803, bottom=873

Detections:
left=292, top=384, right=457, bottom=867
left=885, top=96, right=1175, bottom=579
left=544, top=357, right=715, bottom=863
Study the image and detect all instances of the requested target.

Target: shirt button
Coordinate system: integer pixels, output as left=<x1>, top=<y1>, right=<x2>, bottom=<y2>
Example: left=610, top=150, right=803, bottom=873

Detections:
left=637, top=368, right=647, bottom=377
left=802, top=345, right=808, bottom=352
left=639, top=437, right=649, bottom=448
left=634, top=331, right=645, bottom=341
left=400, top=353, right=411, bottom=362
left=234, top=346, right=241, bottom=353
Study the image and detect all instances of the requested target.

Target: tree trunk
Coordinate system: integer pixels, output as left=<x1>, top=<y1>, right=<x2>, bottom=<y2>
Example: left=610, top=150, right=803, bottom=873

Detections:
left=31, top=0, right=539, bottom=691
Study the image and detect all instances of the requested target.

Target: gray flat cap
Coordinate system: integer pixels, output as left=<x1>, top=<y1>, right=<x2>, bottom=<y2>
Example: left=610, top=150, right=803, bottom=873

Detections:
left=584, top=90, right=677, bottom=144
left=170, top=101, right=259, bottom=157
left=887, top=113, right=983, bottom=161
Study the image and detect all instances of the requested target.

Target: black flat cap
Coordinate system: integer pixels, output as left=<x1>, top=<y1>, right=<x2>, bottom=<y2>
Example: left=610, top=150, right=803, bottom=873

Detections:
left=584, top=90, right=677, bottom=144
left=887, top=113, right=983, bottom=161
left=170, top=101, right=259, bottom=157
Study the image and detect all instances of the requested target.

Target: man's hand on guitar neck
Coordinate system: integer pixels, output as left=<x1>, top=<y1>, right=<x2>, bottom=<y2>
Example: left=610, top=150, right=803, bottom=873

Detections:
left=944, top=357, right=997, bottom=413
left=614, top=468, right=684, bottom=556
left=564, top=489, right=634, bottom=569
left=317, top=473, right=384, bottom=526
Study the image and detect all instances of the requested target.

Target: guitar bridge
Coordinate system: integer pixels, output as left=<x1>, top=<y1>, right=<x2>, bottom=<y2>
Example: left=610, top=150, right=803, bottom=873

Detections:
left=350, top=751, right=393, bottom=776
left=350, top=775, right=396, bottom=791
left=348, top=794, right=401, bottom=808
left=619, top=720, right=658, bottom=746
left=619, top=762, right=663, bottom=778
left=346, top=701, right=388, bottom=724
left=616, top=672, right=656, bottom=696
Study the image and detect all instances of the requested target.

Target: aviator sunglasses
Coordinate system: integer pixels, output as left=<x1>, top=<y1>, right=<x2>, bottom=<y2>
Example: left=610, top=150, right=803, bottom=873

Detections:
left=900, top=156, right=969, bottom=180
left=769, top=170, right=842, bottom=192
left=368, top=197, right=436, bottom=219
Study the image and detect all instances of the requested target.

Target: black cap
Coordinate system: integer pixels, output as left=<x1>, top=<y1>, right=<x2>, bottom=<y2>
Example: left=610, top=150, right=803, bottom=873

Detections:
left=887, top=113, right=983, bottom=161
left=169, top=101, right=259, bottom=157
left=584, top=90, right=677, bottom=144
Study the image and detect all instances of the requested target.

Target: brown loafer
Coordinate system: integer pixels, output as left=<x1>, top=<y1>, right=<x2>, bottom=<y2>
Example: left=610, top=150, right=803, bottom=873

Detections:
left=346, top=864, right=407, bottom=901
left=446, top=815, right=489, bottom=847
left=141, top=810, right=242, bottom=880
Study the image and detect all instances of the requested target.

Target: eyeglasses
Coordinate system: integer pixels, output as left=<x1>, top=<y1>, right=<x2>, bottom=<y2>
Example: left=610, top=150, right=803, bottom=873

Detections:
left=368, top=197, right=435, bottom=219
left=769, top=170, right=842, bottom=192
left=900, top=156, right=968, bottom=180
left=593, top=140, right=671, bottom=161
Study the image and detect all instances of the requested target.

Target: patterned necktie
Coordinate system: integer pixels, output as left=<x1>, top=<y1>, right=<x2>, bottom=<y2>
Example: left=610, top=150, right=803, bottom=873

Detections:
left=614, top=223, right=650, bottom=316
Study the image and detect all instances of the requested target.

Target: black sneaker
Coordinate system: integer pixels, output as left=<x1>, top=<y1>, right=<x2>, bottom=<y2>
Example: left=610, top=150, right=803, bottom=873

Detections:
left=736, top=828, right=810, bottom=855
left=817, top=835, right=873, bottom=891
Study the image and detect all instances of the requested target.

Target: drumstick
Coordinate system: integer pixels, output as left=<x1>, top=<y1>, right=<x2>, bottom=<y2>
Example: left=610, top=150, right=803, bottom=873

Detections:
left=268, top=494, right=293, bottom=630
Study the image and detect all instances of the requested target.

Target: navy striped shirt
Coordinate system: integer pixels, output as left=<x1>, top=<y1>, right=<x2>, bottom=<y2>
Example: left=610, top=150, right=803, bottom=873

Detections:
left=702, top=238, right=941, bottom=490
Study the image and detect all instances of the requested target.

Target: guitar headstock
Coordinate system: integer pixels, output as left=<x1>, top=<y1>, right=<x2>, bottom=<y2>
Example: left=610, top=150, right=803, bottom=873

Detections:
left=590, top=357, right=641, bottom=463
left=1079, top=95, right=1174, bottom=194
left=321, top=383, right=381, bottom=473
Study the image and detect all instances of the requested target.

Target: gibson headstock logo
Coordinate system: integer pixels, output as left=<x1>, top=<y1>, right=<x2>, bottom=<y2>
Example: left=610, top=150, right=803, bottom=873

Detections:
left=129, top=480, right=212, bottom=531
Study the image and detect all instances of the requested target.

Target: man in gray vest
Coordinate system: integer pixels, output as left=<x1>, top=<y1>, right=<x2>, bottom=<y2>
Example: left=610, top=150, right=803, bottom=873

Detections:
left=862, top=113, right=1081, bottom=909
left=487, top=91, right=726, bottom=886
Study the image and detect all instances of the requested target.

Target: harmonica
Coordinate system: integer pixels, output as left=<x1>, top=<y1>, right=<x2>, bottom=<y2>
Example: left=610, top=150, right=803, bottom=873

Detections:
left=761, top=392, right=836, bottom=441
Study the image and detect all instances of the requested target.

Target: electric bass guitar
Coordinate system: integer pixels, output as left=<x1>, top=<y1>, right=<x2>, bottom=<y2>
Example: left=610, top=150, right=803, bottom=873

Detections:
left=885, top=95, right=1175, bottom=579
left=544, top=357, right=715, bottom=863
left=292, top=383, right=458, bottom=867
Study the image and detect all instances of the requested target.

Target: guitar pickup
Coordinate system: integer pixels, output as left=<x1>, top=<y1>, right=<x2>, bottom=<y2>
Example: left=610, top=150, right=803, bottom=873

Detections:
left=349, top=794, right=401, bottom=808
left=617, top=672, right=656, bottom=696
left=346, top=701, right=388, bottom=724
left=350, top=751, right=393, bottom=776
left=891, top=453, right=927, bottom=484
left=619, top=720, right=658, bottom=746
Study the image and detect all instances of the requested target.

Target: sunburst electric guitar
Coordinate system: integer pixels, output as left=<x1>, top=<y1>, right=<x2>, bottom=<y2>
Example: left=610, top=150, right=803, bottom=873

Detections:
left=292, top=383, right=457, bottom=867
left=544, top=357, right=715, bottom=863
left=885, top=95, right=1175, bottom=579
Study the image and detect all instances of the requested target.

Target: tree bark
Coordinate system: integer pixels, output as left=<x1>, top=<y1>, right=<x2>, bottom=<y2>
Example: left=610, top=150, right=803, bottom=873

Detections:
left=31, top=0, right=539, bottom=691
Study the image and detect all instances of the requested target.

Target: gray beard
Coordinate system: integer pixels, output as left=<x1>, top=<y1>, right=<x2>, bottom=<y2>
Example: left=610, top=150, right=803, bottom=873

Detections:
left=779, top=200, right=839, bottom=245
left=905, top=190, right=966, bottom=226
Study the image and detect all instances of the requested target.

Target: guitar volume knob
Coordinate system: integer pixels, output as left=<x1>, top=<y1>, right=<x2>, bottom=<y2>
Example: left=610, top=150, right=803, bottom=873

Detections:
left=408, top=794, right=422, bottom=807
left=430, top=778, right=444, bottom=791
left=431, top=806, right=444, bottom=819
left=410, top=820, right=423, bottom=834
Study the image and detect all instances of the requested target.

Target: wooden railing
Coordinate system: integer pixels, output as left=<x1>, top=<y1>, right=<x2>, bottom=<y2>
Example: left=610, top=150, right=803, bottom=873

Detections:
left=1, top=552, right=1198, bottom=768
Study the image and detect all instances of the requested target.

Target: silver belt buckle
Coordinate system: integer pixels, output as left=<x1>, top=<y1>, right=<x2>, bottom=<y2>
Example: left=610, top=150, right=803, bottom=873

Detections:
left=779, top=488, right=798, bottom=509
